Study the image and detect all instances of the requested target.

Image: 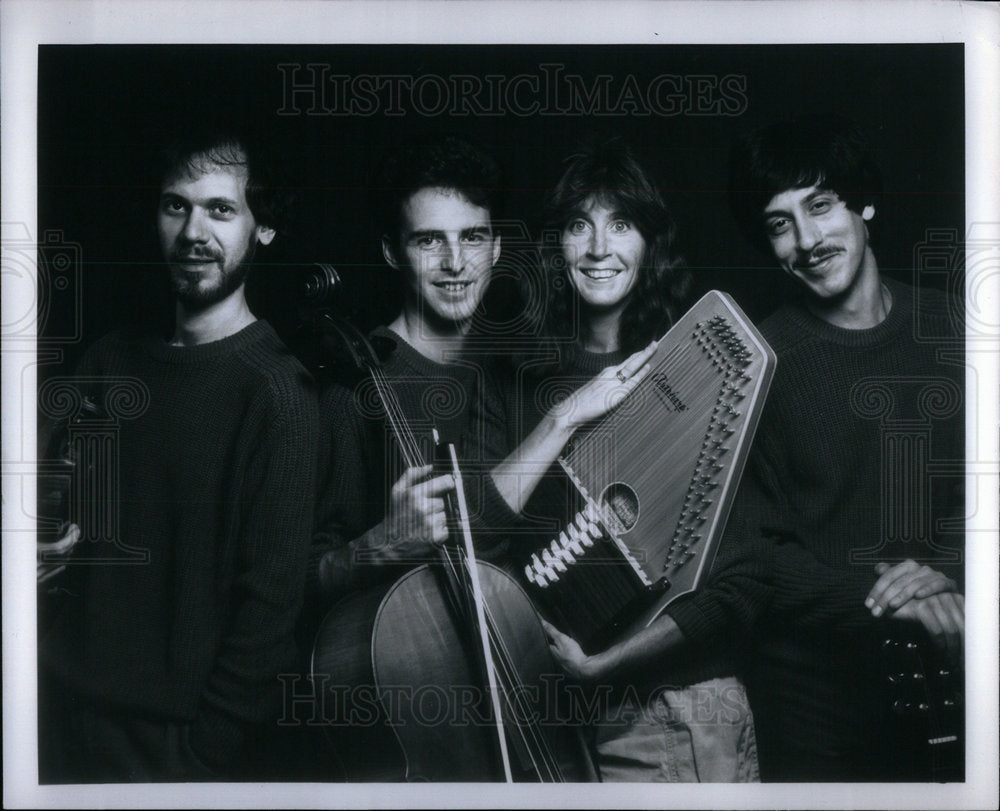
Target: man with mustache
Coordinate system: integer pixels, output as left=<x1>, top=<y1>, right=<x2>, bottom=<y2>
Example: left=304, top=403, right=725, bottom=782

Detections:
left=38, top=131, right=318, bottom=782
left=727, top=115, right=965, bottom=780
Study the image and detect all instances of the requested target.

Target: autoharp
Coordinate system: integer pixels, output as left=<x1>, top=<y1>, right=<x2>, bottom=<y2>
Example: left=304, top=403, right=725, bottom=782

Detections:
left=523, top=291, right=776, bottom=653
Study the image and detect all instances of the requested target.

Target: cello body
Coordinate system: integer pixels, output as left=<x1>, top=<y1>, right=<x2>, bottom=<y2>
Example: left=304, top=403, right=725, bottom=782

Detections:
left=311, top=562, right=598, bottom=782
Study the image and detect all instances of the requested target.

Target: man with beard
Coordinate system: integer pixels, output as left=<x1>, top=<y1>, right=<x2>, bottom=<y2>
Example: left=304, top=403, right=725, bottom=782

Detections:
left=726, top=115, right=964, bottom=781
left=38, top=131, right=318, bottom=782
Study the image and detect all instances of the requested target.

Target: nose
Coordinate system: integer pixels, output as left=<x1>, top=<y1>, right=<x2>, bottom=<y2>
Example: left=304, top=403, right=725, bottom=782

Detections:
left=181, top=208, right=209, bottom=244
left=439, top=238, right=464, bottom=274
left=795, top=216, right=822, bottom=253
left=587, top=227, right=609, bottom=259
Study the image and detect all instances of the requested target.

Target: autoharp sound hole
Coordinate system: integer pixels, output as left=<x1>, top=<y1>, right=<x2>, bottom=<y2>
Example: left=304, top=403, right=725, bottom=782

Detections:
left=600, top=483, right=639, bottom=532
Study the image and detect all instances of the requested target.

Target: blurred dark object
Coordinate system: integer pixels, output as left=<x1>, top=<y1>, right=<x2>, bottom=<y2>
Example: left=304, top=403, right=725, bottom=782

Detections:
left=37, top=395, right=101, bottom=577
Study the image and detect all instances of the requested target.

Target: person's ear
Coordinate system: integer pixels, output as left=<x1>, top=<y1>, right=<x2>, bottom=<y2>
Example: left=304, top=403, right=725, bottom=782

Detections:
left=382, top=235, right=401, bottom=270
left=256, top=224, right=276, bottom=246
left=491, top=233, right=502, bottom=266
left=861, top=205, right=875, bottom=222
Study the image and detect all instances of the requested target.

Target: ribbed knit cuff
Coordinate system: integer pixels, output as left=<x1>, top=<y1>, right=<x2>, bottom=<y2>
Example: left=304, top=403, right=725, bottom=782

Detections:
left=663, top=594, right=719, bottom=646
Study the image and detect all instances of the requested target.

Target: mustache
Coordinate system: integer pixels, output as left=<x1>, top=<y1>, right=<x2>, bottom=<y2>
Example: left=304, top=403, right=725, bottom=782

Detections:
left=799, top=246, right=842, bottom=265
left=169, top=247, right=222, bottom=263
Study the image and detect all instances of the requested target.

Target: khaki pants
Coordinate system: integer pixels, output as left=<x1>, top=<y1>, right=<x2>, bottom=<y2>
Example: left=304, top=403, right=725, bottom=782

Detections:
left=595, top=676, right=760, bottom=782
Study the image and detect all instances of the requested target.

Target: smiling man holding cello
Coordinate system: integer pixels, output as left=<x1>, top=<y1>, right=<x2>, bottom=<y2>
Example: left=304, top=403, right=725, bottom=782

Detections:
left=301, top=136, right=598, bottom=782
left=308, top=135, right=502, bottom=606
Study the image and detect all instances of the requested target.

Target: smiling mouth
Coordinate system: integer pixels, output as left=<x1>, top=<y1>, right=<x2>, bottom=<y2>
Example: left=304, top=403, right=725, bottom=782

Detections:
left=580, top=268, right=622, bottom=280
left=803, top=251, right=842, bottom=269
left=434, top=281, right=473, bottom=292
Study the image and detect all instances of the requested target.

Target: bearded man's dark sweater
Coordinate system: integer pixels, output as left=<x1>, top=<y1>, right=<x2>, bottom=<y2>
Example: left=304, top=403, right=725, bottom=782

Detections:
left=40, top=321, right=319, bottom=773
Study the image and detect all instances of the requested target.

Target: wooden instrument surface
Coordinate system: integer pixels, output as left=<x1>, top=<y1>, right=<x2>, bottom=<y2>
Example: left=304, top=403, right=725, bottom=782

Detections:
left=525, top=291, right=776, bottom=650
left=311, top=562, right=598, bottom=782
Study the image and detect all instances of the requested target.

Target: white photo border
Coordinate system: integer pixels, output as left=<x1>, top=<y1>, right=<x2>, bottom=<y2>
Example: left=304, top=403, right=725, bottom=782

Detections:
left=3, top=1, right=997, bottom=809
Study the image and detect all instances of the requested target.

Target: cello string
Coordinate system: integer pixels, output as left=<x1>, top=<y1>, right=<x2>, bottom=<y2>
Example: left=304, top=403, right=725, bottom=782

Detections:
left=451, top=547, right=563, bottom=781
left=450, top=552, right=562, bottom=781
left=372, top=361, right=564, bottom=781
left=371, top=368, right=424, bottom=468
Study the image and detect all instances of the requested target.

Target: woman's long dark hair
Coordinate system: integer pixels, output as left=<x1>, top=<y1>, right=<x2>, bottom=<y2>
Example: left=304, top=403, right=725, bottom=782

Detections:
left=535, top=139, right=690, bottom=359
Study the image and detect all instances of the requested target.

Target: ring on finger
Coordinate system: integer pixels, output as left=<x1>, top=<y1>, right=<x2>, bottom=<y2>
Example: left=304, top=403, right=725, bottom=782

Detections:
left=616, top=370, right=627, bottom=384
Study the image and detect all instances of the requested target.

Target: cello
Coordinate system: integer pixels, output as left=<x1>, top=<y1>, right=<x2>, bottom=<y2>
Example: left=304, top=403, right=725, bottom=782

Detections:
left=303, top=269, right=598, bottom=782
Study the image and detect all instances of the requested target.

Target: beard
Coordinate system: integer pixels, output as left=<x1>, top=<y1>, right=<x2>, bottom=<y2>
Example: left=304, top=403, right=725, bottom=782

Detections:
left=168, top=238, right=256, bottom=311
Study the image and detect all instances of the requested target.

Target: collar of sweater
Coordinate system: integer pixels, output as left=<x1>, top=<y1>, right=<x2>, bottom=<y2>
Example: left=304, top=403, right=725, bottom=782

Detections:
left=373, top=324, right=473, bottom=378
left=144, top=319, right=276, bottom=363
left=778, top=277, right=914, bottom=349
left=561, top=341, right=632, bottom=376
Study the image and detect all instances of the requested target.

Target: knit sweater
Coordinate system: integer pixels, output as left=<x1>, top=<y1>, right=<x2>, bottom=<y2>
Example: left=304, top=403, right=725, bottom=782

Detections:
left=468, top=341, right=772, bottom=690
left=307, top=326, right=478, bottom=608
left=40, top=321, right=319, bottom=771
left=740, top=278, right=964, bottom=780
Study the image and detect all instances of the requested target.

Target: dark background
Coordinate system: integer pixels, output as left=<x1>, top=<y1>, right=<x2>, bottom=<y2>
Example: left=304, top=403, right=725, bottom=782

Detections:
left=36, top=44, right=964, bottom=380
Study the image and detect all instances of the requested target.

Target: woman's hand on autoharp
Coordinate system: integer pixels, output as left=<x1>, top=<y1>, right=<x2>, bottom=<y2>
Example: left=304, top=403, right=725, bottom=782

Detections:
left=559, top=340, right=657, bottom=431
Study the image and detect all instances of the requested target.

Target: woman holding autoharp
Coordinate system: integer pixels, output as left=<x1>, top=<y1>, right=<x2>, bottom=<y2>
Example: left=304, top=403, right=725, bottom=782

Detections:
left=469, top=139, right=767, bottom=782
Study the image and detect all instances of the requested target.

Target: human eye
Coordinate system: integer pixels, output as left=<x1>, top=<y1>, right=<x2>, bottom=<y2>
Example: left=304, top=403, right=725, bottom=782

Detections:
left=809, top=196, right=836, bottom=215
left=462, top=230, right=487, bottom=245
left=566, top=219, right=589, bottom=235
left=160, top=197, right=187, bottom=215
left=609, top=218, right=632, bottom=234
left=413, top=234, right=442, bottom=250
left=766, top=217, right=791, bottom=237
left=210, top=203, right=237, bottom=219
